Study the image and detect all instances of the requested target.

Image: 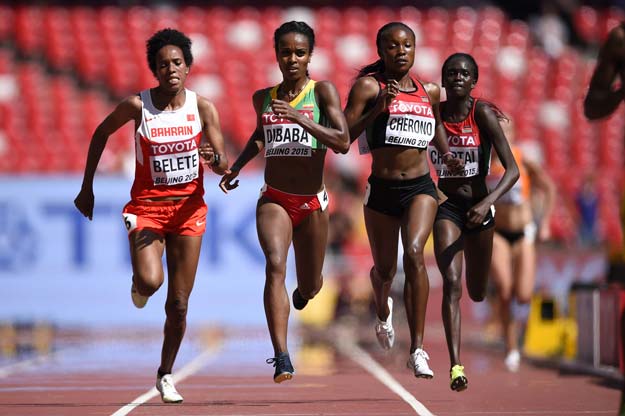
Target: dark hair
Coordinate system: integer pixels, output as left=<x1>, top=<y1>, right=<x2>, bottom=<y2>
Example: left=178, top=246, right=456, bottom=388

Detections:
left=273, top=21, right=315, bottom=54
left=441, top=53, right=507, bottom=121
left=441, top=53, right=479, bottom=83
left=146, top=28, right=193, bottom=76
left=356, top=22, right=415, bottom=78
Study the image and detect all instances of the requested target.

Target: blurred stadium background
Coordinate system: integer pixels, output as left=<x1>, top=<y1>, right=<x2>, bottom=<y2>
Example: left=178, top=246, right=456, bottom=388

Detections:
left=0, top=0, right=623, bottom=381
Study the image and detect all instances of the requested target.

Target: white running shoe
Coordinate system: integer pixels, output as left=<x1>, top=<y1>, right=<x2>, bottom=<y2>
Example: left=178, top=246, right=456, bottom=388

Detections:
left=407, top=348, right=434, bottom=379
left=156, top=374, right=183, bottom=403
left=131, top=282, right=148, bottom=309
left=375, top=297, right=395, bottom=350
left=504, top=349, right=521, bottom=372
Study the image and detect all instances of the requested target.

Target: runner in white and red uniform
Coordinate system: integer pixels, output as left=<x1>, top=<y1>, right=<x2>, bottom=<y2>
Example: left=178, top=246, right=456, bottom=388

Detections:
left=219, top=21, right=349, bottom=384
left=344, top=22, right=463, bottom=382
left=431, top=53, right=519, bottom=392
left=74, top=28, right=229, bottom=404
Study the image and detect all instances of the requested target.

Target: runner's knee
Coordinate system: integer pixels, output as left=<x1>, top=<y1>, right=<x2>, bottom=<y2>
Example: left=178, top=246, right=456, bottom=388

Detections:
left=165, top=296, right=189, bottom=324
left=372, top=265, right=397, bottom=284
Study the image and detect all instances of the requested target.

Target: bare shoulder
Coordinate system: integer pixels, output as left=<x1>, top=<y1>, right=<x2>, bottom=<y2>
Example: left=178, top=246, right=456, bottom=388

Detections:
left=473, top=99, right=498, bottom=124
left=314, top=79, right=338, bottom=93
left=252, top=87, right=271, bottom=103
left=196, top=94, right=217, bottom=113
left=115, top=94, right=143, bottom=117
left=314, top=80, right=341, bottom=103
left=349, top=75, right=381, bottom=99
left=251, top=87, right=272, bottom=113
left=422, top=81, right=440, bottom=102
left=353, top=75, right=379, bottom=90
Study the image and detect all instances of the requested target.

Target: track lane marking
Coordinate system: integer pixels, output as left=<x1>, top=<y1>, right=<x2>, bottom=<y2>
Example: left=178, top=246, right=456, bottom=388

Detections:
left=110, top=343, right=221, bottom=416
left=334, top=335, right=435, bottom=416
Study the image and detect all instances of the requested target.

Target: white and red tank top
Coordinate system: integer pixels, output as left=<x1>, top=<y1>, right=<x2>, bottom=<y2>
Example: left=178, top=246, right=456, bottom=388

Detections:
left=430, top=99, right=491, bottom=178
left=131, top=89, right=204, bottom=200
left=362, top=76, right=436, bottom=152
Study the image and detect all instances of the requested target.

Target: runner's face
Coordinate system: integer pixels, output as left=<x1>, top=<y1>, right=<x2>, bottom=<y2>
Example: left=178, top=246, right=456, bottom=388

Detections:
left=275, top=32, right=311, bottom=81
left=155, top=45, right=188, bottom=93
left=443, top=58, right=476, bottom=98
left=378, top=28, right=415, bottom=76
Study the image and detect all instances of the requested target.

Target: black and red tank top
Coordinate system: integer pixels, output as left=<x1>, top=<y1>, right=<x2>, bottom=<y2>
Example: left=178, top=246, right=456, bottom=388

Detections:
left=430, top=99, right=491, bottom=179
left=363, top=75, right=436, bottom=151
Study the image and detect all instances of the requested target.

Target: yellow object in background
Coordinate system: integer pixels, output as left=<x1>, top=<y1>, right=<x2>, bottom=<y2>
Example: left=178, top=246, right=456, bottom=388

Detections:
left=296, top=279, right=339, bottom=328
left=523, top=295, right=577, bottom=359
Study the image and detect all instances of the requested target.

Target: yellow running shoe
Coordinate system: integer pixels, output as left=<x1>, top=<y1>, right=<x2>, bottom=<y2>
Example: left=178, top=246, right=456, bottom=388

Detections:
left=450, top=364, right=468, bottom=392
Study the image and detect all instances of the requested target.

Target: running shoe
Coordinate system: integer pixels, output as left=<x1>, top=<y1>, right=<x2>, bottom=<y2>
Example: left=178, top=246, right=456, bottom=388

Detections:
left=292, top=288, right=308, bottom=310
left=131, top=281, right=148, bottom=309
left=156, top=374, right=184, bottom=403
left=266, top=352, right=295, bottom=383
left=450, top=364, right=468, bottom=391
left=504, top=349, right=520, bottom=372
left=407, top=348, right=434, bottom=379
left=375, top=297, right=395, bottom=350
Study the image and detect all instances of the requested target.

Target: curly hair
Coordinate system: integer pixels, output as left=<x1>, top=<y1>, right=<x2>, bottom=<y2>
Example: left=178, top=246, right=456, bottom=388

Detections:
left=146, top=28, right=193, bottom=76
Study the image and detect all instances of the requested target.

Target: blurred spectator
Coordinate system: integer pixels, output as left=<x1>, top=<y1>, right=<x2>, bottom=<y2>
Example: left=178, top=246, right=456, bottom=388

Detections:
left=487, top=118, right=556, bottom=372
left=574, top=174, right=600, bottom=247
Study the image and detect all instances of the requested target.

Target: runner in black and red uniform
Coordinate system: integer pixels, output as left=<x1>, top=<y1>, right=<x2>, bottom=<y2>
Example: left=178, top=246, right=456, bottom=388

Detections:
left=344, top=22, right=463, bottom=381
left=431, top=53, right=519, bottom=392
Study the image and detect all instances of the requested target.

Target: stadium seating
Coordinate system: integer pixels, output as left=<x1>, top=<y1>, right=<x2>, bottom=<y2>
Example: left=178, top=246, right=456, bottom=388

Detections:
left=0, top=5, right=623, bottom=245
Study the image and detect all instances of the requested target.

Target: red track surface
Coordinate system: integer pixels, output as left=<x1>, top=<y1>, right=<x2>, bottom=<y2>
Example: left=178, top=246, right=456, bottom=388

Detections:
left=0, top=297, right=620, bottom=416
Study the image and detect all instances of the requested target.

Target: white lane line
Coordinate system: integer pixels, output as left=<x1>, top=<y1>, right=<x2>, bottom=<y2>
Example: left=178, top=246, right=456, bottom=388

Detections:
left=334, top=336, right=436, bottom=416
left=110, top=344, right=221, bottom=416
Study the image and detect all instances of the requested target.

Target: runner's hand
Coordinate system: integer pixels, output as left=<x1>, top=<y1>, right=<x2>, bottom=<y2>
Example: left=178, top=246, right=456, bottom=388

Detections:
left=219, top=170, right=240, bottom=194
left=74, top=187, right=95, bottom=220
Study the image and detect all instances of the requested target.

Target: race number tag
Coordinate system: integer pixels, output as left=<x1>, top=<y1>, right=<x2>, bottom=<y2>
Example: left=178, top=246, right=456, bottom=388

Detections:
left=317, top=188, right=330, bottom=211
left=385, top=100, right=435, bottom=148
left=149, top=138, right=200, bottom=186
left=122, top=213, right=138, bottom=234
left=263, top=111, right=314, bottom=157
left=430, top=133, right=481, bottom=178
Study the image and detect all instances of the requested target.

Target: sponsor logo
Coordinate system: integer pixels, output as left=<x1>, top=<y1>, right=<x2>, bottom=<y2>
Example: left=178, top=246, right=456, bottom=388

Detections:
left=196, top=220, right=205, bottom=226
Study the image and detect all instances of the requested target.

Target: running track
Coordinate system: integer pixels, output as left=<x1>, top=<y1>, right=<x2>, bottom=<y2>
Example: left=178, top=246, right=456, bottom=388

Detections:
left=0, top=302, right=620, bottom=415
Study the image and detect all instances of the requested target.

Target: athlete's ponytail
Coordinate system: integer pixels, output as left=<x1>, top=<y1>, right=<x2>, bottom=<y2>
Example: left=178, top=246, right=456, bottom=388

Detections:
left=356, top=60, right=385, bottom=78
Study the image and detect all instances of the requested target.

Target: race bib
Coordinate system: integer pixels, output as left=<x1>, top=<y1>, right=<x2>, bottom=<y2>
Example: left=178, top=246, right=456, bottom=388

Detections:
left=263, top=111, right=314, bottom=157
left=431, top=147, right=480, bottom=178
left=430, top=133, right=481, bottom=178
left=385, top=100, right=435, bottom=149
left=149, top=138, right=200, bottom=186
